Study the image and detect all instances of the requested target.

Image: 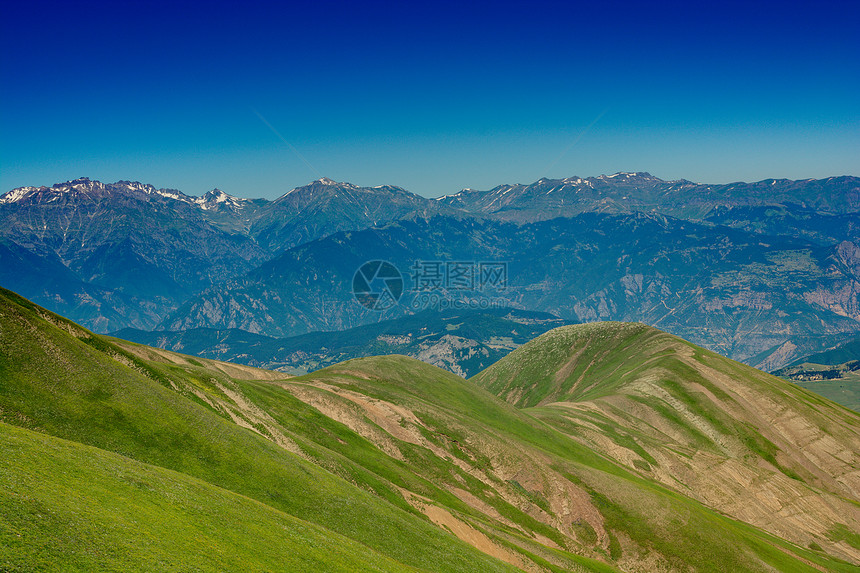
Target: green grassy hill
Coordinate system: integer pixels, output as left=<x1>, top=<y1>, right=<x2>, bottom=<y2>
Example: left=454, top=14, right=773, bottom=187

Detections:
left=473, top=322, right=860, bottom=564
left=2, top=288, right=860, bottom=571
left=112, top=327, right=860, bottom=570
left=0, top=422, right=420, bottom=573
left=0, top=287, right=522, bottom=573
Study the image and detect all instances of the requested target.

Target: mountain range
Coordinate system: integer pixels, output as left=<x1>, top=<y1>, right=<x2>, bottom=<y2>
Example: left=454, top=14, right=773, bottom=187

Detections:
left=3, top=286, right=860, bottom=571
left=161, top=213, right=860, bottom=371
left=1, top=173, right=857, bottom=370
left=0, top=177, right=448, bottom=332
left=440, top=173, right=859, bottom=238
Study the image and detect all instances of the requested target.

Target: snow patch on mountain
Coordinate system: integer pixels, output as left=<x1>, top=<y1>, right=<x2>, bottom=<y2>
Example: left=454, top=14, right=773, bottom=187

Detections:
left=195, top=189, right=246, bottom=210
left=0, top=187, right=37, bottom=204
left=0, top=178, right=258, bottom=211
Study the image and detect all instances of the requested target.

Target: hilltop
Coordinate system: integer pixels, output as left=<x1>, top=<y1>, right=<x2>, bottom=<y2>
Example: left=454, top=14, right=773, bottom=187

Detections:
left=474, top=322, right=860, bottom=555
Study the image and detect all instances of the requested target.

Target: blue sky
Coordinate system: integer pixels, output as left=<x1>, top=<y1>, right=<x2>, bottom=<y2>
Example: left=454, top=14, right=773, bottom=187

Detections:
left=2, top=0, right=858, bottom=198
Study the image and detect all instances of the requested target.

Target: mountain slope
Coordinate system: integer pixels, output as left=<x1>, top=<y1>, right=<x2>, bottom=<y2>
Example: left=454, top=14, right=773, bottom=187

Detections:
left=0, top=238, right=147, bottom=331
left=0, top=423, right=422, bottom=573
left=250, top=177, right=451, bottom=252
left=163, top=213, right=860, bottom=369
left=472, top=322, right=860, bottom=561
left=790, top=335, right=860, bottom=367
left=0, top=178, right=269, bottom=331
left=0, top=287, right=524, bottom=573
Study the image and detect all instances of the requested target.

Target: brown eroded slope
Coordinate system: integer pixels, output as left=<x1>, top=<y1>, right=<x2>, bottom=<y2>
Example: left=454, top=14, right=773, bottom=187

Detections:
left=473, top=322, right=860, bottom=562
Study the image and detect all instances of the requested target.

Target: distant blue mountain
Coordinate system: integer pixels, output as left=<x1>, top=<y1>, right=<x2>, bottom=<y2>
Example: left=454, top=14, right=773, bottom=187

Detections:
left=2, top=173, right=858, bottom=369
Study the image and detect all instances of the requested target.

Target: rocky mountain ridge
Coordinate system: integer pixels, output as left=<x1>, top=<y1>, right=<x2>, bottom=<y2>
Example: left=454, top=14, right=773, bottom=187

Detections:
left=1, top=174, right=857, bottom=370
left=0, top=176, right=448, bottom=330
left=161, top=213, right=860, bottom=370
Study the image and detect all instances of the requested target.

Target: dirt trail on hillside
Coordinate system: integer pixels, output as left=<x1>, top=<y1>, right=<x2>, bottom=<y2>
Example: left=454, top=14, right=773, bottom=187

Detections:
left=401, top=490, right=545, bottom=573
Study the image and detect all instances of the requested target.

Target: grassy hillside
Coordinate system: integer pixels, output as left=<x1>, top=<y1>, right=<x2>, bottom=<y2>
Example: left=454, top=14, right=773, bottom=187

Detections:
left=2, top=287, right=860, bottom=571
left=0, top=422, right=419, bottom=573
left=114, top=346, right=860, bottom=571
left=0, top=287, right=522, bottom=573
left=473, top=322, right=860, bottom=564
left=267, top=355, right=860, bottom=572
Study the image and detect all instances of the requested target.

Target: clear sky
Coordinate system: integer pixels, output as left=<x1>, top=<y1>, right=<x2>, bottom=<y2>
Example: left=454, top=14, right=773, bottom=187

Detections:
left=2, top=0, right=858, bottom=199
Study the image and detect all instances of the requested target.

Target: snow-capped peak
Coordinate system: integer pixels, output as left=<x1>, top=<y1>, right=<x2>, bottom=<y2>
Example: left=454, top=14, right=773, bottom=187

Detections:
left=193, top=188, right=246, bottom=210
left=1, top=177, right=104, bottom=205
left=603, top=172, right=633, bottom=179
left=599, top=172, right=658, bottom=181
left=313, top=177, right=360, bottom=190
left=0, top=178, right=202, bottom=206
left=117, top=180, right=155, bottom=194
left=0, top=186, right=38, bottom=204
left=154, top=188, right=189, bottom=201
left=435, top=187, right=478, bottom=201
left=278, top=177, right=359, bottom=199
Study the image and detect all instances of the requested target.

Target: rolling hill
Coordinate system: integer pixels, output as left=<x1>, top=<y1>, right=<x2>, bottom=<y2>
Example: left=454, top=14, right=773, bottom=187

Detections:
left=472, top=322, right=860, bottom=561
left=3, top=287, right=860, bottom=571
left=0, top=287, right=522, bottom=573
